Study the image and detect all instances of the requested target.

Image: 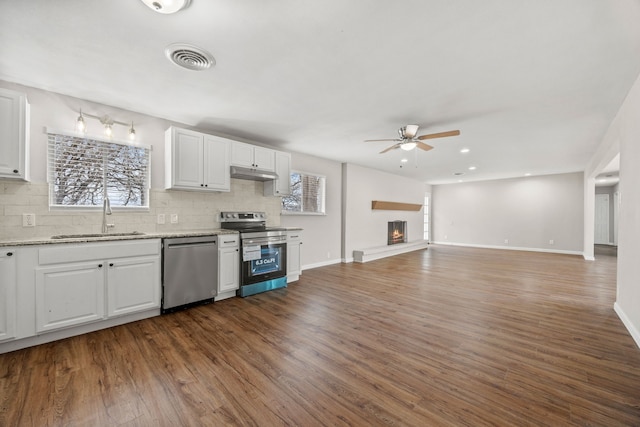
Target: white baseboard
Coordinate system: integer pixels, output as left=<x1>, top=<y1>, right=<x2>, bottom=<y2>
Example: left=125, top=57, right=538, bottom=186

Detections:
left=303, top=258, right=342, bottom=270
left=432, top=241, right=583, bottom=256
left=614, top=302, right=640, bottom=350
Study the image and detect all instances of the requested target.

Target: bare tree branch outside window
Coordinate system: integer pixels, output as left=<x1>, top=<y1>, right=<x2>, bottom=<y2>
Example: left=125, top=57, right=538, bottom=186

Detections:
left=282, top=171, right=325, bottom=214
left=48, top=133, right=150, bottom=208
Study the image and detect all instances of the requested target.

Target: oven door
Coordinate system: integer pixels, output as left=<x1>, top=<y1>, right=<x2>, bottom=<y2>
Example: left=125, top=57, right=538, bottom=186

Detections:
left=241, top=236, right=287, bottom=286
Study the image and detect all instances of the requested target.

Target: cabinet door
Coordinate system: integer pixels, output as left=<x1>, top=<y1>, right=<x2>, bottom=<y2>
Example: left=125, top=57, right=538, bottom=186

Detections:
left=265, top=151, right=291, bottom=196
left=0, top=249, right=17, bottom=341
left=171, top=128, right=204, bottom=189
left=218, top=246, right=240, bottom=293
left=35, top=262, right=105, bottom=332
left=230, top=141, right=254, bottom=168
left=0, top=88, right=29, bottom=180
left=253, top=146, right=275, bottom=172
left=107, top=255, right=161, bottom=317
left=203, top=135, right=231, bottom=191
left=287, top=232, right=302, bottom=282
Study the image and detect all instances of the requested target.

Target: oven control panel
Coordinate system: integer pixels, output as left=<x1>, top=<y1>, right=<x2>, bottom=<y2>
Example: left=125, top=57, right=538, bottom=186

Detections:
left=220, top=211, right=266, bottom=222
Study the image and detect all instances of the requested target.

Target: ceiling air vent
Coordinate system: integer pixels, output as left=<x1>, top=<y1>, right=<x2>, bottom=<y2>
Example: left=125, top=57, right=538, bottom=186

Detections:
left=165, top=43, right=215, bottom=71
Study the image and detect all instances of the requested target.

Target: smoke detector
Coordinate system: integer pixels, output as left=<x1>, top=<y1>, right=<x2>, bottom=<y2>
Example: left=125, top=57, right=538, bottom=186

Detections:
left=165, top=43, right=215, bottom=71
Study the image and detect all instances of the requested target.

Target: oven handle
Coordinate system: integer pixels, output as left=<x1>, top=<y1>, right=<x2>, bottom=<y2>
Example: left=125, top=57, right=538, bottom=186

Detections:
left=242, top=237, right=286, bottom=246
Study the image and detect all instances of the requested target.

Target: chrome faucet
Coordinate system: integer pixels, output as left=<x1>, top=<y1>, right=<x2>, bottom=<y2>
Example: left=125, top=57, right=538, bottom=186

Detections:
left=102, top=197, right=114, bottom=233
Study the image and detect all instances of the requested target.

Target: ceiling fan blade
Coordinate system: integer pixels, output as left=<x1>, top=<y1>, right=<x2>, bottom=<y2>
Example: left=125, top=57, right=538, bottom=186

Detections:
left=416, top=141, right=434, bottom=151
left=403, top=125, right=419, bottom=139
left=417, top=130, right=461, bottom=140
left=365, top=138, right=398, bottom=142
left=380, top=143, right=400, bottom=154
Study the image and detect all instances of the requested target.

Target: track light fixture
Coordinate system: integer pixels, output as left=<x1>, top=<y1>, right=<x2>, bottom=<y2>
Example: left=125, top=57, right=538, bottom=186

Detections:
left=74, top=109, right=136, bottom=140
left=76, top=109, right=86, bottom=132
left=129, top=122, right=136, bottom=140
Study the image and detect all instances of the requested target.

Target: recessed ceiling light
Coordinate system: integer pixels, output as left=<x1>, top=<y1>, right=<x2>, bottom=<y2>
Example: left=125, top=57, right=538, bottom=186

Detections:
left=524, top=173, right=531, bottom=177
left=401, top=158, right=408, bottom=163
left=468, top=166, right=477, bottom=171
left=140, top=0, right=191, bottom=14
left=460, top=148, right=470, bottom=154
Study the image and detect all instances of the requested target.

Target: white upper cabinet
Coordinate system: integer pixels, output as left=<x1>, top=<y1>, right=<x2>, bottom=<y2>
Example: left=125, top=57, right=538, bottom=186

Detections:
left=231, top=141, right=275, bottom=172
left=0, top=88, right=30, bottom=181
left=165, top=127, right=230, bottom=192
left=264, top=150, right=291, bottom=196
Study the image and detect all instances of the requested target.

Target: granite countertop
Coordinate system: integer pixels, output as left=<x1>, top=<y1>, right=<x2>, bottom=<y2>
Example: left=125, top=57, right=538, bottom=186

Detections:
left=0, top=229, right=239, bottom=248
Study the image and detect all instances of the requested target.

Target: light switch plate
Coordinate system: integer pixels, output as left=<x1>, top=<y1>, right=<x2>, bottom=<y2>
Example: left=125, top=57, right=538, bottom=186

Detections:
left=157, top=214, right=165, bottom=224
left=170, top=214, right=178, bottom=224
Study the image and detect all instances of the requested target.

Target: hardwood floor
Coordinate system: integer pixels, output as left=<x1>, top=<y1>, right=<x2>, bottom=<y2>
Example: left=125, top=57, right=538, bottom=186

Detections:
left=2, top=245, right=639, bottom=426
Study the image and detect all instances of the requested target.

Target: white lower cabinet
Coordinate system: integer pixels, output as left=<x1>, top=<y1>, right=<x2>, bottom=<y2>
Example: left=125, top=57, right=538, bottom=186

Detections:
left=0, top=249, right=17, bottom=342
left=287, top=230, right=302, bottom=283
left=217, top=234, right=239, bottom=300
left=35, top=261, right=105, bottom=333
left=107, top=255, right=161, bottom=317
left=34, top=240, right=161, bottom=333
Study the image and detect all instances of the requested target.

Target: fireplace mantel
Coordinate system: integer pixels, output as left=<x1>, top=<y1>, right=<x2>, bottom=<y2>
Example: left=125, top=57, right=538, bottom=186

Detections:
left=371, top=200, right=422, bottom=211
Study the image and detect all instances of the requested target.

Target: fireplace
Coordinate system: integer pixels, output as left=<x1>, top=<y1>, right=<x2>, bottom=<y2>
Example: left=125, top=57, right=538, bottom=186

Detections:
left=388, top=221, right=407, bottom=245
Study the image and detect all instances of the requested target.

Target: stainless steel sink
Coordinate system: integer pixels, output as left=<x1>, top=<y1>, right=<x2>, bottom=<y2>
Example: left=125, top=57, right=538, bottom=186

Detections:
left=50, top=231, right=145, bottom=239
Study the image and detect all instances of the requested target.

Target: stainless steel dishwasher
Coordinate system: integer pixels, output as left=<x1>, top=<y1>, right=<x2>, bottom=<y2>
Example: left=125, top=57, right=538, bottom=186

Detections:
left=162, top=235, right=218, bottom=313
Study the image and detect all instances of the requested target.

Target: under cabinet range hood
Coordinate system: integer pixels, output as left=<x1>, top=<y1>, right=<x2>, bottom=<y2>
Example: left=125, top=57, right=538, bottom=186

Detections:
left=230, top=166, right=278, bottom=181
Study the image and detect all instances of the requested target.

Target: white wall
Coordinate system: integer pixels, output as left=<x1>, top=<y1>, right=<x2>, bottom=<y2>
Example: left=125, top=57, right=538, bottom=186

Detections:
left=279, top=152, right=342, bottom=269
left=342, top=163, right=425, bottom=262
left=592, top=72, right=640, bottom=348
left=0, top=80, right=281, bottom=239
left=432, top=172, right=584, bottom=254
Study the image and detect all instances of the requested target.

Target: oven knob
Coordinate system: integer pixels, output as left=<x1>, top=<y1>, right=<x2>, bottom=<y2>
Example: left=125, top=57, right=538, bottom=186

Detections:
left=232, top=213, right=238, bottom=218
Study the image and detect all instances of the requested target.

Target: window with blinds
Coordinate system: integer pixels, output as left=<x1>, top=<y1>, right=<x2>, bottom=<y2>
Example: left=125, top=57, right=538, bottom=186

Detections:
left=282, top=171, right=326, bottom=214
left=47, top=130, right=150, bottom=209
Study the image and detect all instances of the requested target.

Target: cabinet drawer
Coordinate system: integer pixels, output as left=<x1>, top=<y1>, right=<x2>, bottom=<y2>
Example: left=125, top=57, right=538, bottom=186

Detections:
left=39, top=239, right=161, bottom=265
left=287, top=232, right=302, bottom=242
left=218, top=234, right=239, bottom=248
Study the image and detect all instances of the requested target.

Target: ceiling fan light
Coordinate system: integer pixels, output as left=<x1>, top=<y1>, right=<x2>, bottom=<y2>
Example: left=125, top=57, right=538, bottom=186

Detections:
left=400, top=142, right=417, bottom=151
left=140, top=0, right=191, bottom=14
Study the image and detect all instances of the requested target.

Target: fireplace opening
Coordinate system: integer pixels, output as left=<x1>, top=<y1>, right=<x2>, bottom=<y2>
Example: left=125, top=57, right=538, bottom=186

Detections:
left=388, top=221, right=407, bottom=245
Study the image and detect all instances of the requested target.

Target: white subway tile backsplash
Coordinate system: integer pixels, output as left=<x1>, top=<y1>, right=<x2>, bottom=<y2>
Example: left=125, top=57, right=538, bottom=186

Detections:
left=0, top=178, right=282, bottom=240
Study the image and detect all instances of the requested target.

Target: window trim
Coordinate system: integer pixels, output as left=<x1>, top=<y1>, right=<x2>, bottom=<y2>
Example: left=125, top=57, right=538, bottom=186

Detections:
left=281, top=169, right=326, bottom=215
left=46, top=127, right=152, bottom=211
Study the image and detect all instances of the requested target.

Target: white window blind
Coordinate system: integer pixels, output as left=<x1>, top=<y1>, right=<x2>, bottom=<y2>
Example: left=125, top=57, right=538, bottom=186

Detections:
left=282, top=171, right=326, bottom=214
left=47, top=130, right=150, bottom=208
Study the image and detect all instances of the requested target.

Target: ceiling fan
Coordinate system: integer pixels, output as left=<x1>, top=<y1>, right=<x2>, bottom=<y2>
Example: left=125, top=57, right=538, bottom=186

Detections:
left=365, top=125, right=460, bottom=154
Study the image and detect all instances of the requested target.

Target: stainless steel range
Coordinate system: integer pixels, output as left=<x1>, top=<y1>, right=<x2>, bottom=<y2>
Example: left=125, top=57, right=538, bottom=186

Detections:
left=220, top=211, right=287, bottom=297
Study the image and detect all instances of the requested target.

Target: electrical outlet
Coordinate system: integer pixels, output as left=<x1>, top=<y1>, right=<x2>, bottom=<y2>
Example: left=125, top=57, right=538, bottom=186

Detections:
left=22, top=213, right=36, bottom=227
left=170, top=214, right=178, bottom=224
left=504, top=239, right=509, bottom=244
left=549, top=239, right=554, bottom=245
left=157, top=214, right=165, bottom=225
left=327, top=251, right=331, bottom=259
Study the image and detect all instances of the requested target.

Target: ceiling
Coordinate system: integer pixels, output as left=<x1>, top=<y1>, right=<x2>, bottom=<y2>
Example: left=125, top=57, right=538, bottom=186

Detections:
left=1, top=0, right=639, bottom=184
